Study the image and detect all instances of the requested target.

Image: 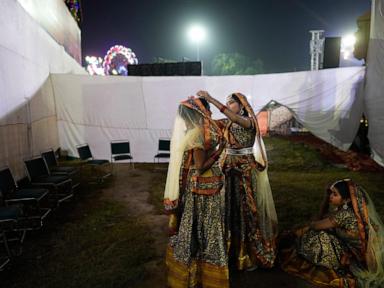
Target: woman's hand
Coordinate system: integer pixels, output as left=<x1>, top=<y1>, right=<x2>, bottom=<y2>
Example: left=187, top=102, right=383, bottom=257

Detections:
left=294, top=225, right=310, bottom=237
left=197, top=90, right=213, bottom=102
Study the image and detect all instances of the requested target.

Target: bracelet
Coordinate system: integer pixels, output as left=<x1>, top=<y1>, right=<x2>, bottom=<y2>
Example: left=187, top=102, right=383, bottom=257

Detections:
left=219, top=105, right=227, bottom=113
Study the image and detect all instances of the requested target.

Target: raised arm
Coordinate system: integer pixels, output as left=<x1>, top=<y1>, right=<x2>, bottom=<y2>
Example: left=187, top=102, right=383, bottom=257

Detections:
left=197, top=91, right=252, bottom=129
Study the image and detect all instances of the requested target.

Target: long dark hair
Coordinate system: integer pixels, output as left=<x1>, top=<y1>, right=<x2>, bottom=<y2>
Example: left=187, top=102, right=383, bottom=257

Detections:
left=230, top=94, right=249, bottom=117
left=318, top=180, right=351, bottom=219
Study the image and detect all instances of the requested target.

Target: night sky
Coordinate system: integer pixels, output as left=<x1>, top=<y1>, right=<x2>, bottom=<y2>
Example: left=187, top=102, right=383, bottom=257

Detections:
left=81, top=0, right=371, bottom=74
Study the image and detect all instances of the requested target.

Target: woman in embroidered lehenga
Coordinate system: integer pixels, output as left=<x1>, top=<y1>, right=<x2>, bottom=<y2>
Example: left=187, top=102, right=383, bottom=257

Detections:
left=197, top=91, right=278, bottom=271
left=280, top=179, right=384, bottom=288
left=164, top=97, right=229, bottom=288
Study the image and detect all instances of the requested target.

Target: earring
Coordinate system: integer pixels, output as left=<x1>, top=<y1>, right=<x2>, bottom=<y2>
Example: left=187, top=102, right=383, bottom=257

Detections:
left=240, top=108, right=245, bottom=116
left=343, top=202, right=348, bottom=210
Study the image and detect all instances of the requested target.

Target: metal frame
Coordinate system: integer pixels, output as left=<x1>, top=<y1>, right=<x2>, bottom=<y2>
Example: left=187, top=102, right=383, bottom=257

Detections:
left=0, top=166, right=51, bottom=230
left=0, top=207, right=25, bottom=270
left=76, top=144, right=112, bottom=183
left=24, top=157, right=73, bottom=207
left=154, top=138, right=171, bottom=163
left=110, top=140, right=134, bottom=169
left=41, top=149, right=80, bottom=190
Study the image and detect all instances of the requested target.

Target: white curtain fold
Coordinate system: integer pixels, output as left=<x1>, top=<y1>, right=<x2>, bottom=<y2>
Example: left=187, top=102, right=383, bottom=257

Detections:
left=50, top=67, right=367, bottom=163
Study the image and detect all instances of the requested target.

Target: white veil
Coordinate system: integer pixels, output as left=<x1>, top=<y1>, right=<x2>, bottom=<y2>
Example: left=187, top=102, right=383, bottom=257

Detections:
left=163, top=100, right=207, bottom=210
left=253, top=134, right=278, bottom=237
left=350, top=185, right=384, bottom=288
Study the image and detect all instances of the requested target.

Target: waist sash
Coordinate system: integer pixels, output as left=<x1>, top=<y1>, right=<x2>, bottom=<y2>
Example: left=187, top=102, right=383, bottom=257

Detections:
left=225, top=147, right=253, bottom=155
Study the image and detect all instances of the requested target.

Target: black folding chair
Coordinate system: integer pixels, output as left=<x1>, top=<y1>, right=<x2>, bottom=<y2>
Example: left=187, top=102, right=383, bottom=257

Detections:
left=24, top=157, right=73, bottom=207
left=154, top=139, right=171, bottom=163
left=0, top=167, right=51, bottom=230
left=76, top=144, right=112, bottom=183
left=0, top=205, right=24, bottom=270
left=111, top=141, right=134, bottom=168
left=41, top=149, right=80, bottom=190
left=0, top=230, right=11, bottom=271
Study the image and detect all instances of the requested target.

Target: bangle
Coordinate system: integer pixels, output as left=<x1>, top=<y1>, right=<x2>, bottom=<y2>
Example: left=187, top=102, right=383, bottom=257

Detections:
left=219, top=105, right=227, bottom=113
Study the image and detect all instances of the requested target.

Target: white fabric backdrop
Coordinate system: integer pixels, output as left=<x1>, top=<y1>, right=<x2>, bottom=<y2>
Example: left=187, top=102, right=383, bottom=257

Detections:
left=1, top=0, right=382, bottom=179
left=16, top=0, right=82, bottom=62
left=51, top=67, right=365, bottom=163
left=0, top=0, right=85, bottom=178
left=365, top=0, right=384, bottom=166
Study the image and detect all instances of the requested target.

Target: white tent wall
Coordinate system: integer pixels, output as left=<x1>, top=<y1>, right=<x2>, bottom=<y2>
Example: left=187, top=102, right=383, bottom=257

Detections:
left=16, top=0, right=82, bottom=63
left=0, top=0, right=85, bottom=178
left=51, top=67, right=365, bottom=163
left=365, top=0, right=384, bottom=166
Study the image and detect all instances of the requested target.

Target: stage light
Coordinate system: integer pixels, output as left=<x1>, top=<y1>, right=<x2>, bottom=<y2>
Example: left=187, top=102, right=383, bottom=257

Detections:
left=188, top=25, right=206, bottom=44
left=341, top=34, right=356, bottom=60
left=187, top=24, right=207, bottom=61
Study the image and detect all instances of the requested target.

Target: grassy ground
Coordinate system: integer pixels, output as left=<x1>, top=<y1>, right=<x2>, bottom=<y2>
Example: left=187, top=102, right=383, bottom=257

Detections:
left=147, top=136, right=384, bottom=231
left=1, top=179, right=155, bottom=288
left=144, top=136, right=384, bottom=287
left=2, top=136, right=383, bottom=288
left=265, top=137, right=384, bottom=230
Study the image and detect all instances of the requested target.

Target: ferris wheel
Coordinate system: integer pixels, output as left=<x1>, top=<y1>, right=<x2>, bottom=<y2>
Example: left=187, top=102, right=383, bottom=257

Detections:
left=103, top=45, right=138, bottom=76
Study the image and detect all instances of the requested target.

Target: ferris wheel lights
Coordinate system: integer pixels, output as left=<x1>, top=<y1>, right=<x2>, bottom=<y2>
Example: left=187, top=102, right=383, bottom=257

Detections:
left=85, top=45, right=138, bottom=76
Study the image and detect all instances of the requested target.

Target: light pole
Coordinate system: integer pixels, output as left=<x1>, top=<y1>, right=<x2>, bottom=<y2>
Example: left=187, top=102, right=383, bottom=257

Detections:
left=187, top=24, right=206, bottom=61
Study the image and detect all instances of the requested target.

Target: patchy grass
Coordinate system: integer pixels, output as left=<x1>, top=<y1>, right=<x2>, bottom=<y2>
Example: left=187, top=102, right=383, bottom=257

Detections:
left=264, top=136, right=384, bottom=231
left=1, top=189, right=155, bottom=288
left=145, top=137, right=384, bottom=231
left=270, top=170, right=384, bottom=231
left=264, top=137, right=330, bottom=171
left=2, top=138, right=383, bottom=288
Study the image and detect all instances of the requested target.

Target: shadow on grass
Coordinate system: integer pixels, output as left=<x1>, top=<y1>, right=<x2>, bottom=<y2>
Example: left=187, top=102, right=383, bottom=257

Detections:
left=0, top=182, right=155, bottom=288
left=11, top=137, right=381, bottom=288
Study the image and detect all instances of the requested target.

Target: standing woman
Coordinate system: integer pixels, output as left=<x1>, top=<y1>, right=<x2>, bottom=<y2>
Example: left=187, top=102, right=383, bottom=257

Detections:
left=197, top=91, right=278, bottom=271
left=164, top=97, right=229, bottom=288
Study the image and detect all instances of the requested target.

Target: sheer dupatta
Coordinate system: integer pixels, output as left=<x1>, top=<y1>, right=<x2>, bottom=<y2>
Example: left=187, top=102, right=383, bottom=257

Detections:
left=163, top=97, right=223, bottom=212
left=233, top=93, right=278, bottom=239
left=340, top=180, right=384, bottom=288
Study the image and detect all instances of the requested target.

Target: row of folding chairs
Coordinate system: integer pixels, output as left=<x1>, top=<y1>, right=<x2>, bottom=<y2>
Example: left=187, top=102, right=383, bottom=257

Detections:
left=0, top=149, right=80, bottom=271
left=0, top=139, right=171, bottom=270
left=76, top=139, right=171, bottom=166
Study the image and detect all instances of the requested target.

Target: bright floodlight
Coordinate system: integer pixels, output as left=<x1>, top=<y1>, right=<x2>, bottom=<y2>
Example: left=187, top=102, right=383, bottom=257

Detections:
left=341, top=34, right=356, bottom=60
left=343, top=35, right=356, bottom=46
left=188, top=25, right=206, bottom=44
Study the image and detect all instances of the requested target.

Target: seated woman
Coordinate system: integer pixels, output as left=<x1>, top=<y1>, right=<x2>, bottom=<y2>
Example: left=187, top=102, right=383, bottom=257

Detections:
left=164, top=97, right=228, bottom=288
left=280, top=179, right=384, bottom=288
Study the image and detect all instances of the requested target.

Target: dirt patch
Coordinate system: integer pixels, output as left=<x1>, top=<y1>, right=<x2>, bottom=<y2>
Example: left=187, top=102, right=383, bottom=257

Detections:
left=103, top=164, right=168, bottom=288
left=103, top=164, right=314, bottom=288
